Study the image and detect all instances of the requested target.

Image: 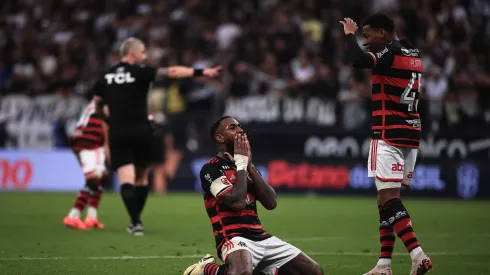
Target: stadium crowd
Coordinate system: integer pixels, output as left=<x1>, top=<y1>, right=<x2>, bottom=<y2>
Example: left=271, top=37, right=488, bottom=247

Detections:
left=1, top=0, right=490, bottom=144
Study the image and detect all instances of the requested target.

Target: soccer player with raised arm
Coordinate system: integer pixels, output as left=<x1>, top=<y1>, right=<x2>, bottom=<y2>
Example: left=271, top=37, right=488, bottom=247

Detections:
left=340, top=14, right=433, bottom=275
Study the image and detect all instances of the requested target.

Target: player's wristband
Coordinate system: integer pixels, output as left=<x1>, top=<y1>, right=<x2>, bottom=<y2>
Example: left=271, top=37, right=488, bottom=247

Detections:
left=193, top=68, right=203, bottom=77
left=234, top=155, right=249, bottom=171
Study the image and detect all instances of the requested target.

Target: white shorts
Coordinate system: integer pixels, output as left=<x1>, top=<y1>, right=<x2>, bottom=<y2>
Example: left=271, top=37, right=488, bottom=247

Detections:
left=220, top=236, right=301, bottom=275
left=367, top=139, right=418, bottom=190
left=78, top=147, right=106, bottom=178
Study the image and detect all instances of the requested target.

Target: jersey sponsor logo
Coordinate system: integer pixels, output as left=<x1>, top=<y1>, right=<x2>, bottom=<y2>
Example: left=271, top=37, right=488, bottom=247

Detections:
left=376, top=47, right=389, bottom=58
left=391, top=163, right=404, bottom=172
left=104, top=72, right=136, bottom=84
left=406, top=119, right=421, bottom=127
left=204, top=173, right=212, bottom=183
left=401, top=47, right=419, bottom=57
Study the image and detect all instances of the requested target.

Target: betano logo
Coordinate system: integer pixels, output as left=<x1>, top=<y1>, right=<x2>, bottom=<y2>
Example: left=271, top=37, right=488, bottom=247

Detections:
left=267, top=160, right=350, bottom=189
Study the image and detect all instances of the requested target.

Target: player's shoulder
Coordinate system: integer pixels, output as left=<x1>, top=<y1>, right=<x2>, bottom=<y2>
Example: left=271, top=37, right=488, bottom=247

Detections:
left=91, top=112, right=106, bottom=121
left=389, top=40, right=421, bottom=58
left=200, top=157, right=222, bottom=171
left=200, top=156, right=229, bottom=175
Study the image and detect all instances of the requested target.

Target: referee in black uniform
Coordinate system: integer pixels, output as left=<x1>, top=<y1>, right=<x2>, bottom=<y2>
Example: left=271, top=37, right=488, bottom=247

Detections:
left=92, top=37, right=221, bottom=235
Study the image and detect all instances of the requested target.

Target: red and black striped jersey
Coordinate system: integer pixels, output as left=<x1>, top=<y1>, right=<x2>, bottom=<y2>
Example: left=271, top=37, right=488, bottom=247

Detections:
left=366, top=40, right=423, bottom=148
left=200, top=156, right=271, bottom=259
left=70, top=101, right=107, bottom=151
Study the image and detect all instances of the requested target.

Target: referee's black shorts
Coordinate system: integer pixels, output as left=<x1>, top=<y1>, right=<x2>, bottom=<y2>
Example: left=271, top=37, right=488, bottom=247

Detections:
left=109, top=125, right=153, bottom=170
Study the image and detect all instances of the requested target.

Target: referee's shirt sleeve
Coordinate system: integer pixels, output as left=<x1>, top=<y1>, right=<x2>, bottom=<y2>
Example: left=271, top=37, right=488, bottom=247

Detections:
left=200, top=163, right=233, bottom=199
left=141, top=66, right=158, bottom=83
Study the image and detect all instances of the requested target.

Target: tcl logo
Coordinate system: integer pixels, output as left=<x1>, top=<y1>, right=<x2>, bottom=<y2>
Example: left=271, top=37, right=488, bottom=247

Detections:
left=392, top=163, right=404, bottom=172
left=0, top=159, right=33, bottom=189
left=105, top=72, right=135, bottom=84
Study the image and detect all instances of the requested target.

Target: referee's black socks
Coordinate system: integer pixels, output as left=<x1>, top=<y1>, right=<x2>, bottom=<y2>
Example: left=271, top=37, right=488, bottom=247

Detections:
left=135, top=185, right=149, bottom=217
left=120, top=183, right=140, bottom=225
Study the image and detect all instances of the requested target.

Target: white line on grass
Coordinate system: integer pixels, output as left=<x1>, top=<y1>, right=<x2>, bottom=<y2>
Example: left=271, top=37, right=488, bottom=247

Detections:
left=2, top=252, right=489, bottom=261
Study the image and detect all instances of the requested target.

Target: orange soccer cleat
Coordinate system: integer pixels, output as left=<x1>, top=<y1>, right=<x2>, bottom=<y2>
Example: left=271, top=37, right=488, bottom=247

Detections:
left=63, top=216, right=89, bottom=230
left=84, top=217, right=104, bottom=229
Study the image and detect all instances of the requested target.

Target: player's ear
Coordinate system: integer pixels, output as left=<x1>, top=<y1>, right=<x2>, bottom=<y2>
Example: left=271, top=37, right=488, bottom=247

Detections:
left=215, top=134, right=225, bottom=144
left=379, top=29, right=386, bottom=38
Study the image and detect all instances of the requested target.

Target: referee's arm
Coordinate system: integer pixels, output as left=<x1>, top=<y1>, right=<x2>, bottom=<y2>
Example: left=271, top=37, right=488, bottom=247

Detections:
left=155, top=65, right=221, bottom=80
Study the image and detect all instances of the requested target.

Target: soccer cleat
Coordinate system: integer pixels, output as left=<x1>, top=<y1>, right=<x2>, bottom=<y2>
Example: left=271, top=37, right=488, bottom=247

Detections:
left=363, top=265, right=392, bottom=275
left=127, top=223, right=144, bottom=236
left=410, top=252, right=433, bottom=275
left=84, top=217, right=104, bottom=229
left=63, top=216, right=88, bottom=230
left=183, top=254, right=216, bottom=275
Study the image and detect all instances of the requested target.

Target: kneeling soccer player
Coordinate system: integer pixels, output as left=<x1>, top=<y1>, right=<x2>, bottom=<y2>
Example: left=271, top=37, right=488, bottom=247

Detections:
left=183, top=116, right=324, bottom=275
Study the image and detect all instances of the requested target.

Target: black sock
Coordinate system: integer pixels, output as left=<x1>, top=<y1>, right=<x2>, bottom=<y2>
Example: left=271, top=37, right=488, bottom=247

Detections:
left=135, top=185, right=149, bottom=218
left=120, top=183, right=140, bottom=225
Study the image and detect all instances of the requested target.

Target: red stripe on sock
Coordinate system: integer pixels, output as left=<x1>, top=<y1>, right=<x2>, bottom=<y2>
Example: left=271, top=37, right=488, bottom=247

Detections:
left=89, top=191, right=103, bottom=208
left=380, top=251, right=393, bottom=257
left=74, top=192, right=90, bottom=210
left=204, top=263, right=219, bottom=275
left=407, top=241, right=420, bottom=251
left=393, top=217, right=420, bottom=252
left=380, top=228, right=393, bottom=235
left=381, top=240, right=395, bottom=246
left=379, top=226, right=395, bottom=259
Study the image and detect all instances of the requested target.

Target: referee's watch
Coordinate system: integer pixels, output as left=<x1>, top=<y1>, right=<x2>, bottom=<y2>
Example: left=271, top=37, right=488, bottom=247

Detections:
left=193, top=68, right=203, bottom=77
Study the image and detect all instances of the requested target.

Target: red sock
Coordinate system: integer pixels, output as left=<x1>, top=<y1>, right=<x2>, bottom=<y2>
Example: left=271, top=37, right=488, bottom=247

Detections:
left=74, top=191, right=90, bottom=211
left=203, top=263, right=228, bottom=275
left=378, top=206, right=396, bottom=259
left=384, top=199, right=421, bottom=253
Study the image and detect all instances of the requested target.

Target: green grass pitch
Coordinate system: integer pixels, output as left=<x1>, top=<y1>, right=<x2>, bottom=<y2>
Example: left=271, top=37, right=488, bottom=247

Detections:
left=0, top=192, right=489, bottom=275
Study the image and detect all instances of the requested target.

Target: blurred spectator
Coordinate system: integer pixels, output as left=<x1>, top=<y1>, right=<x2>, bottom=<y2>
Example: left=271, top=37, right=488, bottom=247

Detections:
left=0, top=0, right=489, bottom=144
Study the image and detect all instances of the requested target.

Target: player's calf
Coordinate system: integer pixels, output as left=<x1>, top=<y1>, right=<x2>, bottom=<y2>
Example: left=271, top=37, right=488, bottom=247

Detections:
left=84, top=177, right=105, bottom=229
left=379, top=193, right=432, bottom=273
left=377, top=204, right=396, bottom=267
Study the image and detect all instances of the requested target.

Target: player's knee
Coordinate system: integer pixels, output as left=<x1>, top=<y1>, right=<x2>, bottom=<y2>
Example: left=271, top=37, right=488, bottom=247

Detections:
left=377, top=187, right=401, bottom=205
left=85, top=181, right=99, bottom=193
left=311, top=262, right=324, bottom=275
left=84, top=173, right=98, bottom=181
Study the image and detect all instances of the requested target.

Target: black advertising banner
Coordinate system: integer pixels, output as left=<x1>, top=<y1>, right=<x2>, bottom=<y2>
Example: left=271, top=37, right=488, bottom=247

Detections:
left=166, top=156, right=490, bottom=199
left=223, top=96, right=338, bottom=130
left=221, top=96, right=490, bottom=160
